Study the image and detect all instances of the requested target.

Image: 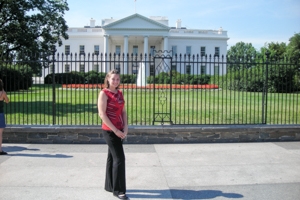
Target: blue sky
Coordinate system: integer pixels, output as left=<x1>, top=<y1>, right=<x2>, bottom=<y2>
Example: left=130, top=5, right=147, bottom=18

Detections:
left=64, top=0, right=300, bottom=50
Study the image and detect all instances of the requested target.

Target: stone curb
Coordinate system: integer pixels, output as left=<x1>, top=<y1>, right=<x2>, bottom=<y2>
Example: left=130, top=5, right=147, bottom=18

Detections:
left=3, top=125, right=300, bottom=144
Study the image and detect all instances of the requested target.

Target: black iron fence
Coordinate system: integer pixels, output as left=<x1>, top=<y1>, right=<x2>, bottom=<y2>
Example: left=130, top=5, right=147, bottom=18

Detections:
left=0, top=51, right=299, bottom=125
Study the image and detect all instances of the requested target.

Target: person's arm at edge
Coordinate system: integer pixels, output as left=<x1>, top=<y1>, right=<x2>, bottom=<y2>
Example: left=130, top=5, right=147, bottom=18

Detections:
left=98, top=91, right=125, bottom=139
left=3, top=91, right=9, bottom=103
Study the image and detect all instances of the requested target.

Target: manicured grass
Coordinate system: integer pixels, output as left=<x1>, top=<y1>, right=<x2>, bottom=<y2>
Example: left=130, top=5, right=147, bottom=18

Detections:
left=4, top=84, right=299, bottom=125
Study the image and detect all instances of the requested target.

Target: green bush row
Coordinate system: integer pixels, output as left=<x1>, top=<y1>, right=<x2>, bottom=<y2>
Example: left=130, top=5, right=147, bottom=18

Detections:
left=147, top=71, right=211, bottom=84
left=45, top=71, right=211, bottom=85
left=44, top=71, right=137, bottom=84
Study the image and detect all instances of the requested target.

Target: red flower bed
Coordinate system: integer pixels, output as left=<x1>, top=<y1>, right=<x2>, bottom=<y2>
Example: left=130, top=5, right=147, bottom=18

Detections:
left=62, top=84, right=219, bottom=89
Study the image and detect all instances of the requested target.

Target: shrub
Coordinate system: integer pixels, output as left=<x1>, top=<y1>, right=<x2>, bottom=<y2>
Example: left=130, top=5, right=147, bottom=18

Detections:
left=44, top=72, right=137, bottom=84
left=121, top=74, right=137, bottom=84
left=45, top=72, right=86, bottom=84
left=85, top=71, right=106, bottom=84
left=0, top=65, right=33, bottom=91
left=147, top=71, right=210, bottom=85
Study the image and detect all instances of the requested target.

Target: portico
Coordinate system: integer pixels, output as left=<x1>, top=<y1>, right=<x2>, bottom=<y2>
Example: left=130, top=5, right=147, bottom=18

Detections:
left=102, top=14, right=170, bottom=55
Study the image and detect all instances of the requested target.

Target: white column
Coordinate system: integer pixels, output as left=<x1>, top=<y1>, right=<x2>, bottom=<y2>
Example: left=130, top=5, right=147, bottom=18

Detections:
left=103, top=35, right=109, bottom=72
left=104, top=35, right=109, bottom=56
left=137, top=35, right=149, bottom=86
left=163, top=36, right=168, bottom=55
left=124, top=35, right=128, bottom=74
left=143, top=36, right=148, bottom=57
left=163, top=36, right=170, bottom=72
left=144, top=35, right=149, bottom=76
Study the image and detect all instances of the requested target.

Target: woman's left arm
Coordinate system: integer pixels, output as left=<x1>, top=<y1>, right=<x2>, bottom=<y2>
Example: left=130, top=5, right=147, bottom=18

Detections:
left=122, top=107, right=128, bottom=135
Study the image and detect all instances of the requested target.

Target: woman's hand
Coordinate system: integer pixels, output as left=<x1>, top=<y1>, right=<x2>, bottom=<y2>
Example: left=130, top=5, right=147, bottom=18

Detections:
left=115, top=130, right=127, bottom=139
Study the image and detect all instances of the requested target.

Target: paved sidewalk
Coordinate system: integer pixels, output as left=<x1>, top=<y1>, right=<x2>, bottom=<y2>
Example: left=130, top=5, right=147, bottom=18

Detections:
left=0, top=142, right=300, bottom=200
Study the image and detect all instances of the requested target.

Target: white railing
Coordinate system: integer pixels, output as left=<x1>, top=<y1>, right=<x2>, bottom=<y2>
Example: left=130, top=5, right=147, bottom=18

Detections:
left=170, top=29, right=227, bottom=36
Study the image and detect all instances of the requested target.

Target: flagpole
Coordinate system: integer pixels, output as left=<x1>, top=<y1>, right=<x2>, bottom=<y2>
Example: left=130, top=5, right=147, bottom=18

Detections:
left=135, top=0, right=136, bottom=13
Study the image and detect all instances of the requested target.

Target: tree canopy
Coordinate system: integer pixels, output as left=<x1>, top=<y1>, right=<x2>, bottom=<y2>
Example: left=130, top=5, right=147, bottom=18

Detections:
left=227, top=42, right=257, bottom=59
left=224, top=33, right=300, bottom=93
left=0, top=0, right=69, bottom=56
left=227, top=33, right=300, bottom=68
left=265, top=42, right=287, bottom=60
left=286, top=33, right=300, bottom=61
left=226, top=42, right=257, bottom=70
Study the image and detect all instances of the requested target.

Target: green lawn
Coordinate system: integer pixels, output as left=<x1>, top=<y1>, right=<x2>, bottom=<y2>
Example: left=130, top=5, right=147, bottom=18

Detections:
left=4, top=84, right=299, bottom=125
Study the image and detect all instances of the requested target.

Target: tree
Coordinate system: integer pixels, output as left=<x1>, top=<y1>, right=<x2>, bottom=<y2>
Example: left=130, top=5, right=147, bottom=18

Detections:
left=286, top=33, right=300, bottom=91
left=0, top=0, right=69, bottom=70
left=226, top=42, right=258, bottom=70
left=286, top=33, right=300, bottom=61
left=265, top=42, right=287, bottom=60
left=259, top=37, right=299, bottom=93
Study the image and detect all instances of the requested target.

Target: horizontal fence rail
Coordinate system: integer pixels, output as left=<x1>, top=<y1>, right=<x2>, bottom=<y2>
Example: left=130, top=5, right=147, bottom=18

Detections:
left=0, top=51, right=299, bottom=125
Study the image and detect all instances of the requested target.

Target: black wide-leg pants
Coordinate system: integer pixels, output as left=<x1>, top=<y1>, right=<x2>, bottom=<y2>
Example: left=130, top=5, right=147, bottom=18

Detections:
left=102, top=130, right=126, bottom=196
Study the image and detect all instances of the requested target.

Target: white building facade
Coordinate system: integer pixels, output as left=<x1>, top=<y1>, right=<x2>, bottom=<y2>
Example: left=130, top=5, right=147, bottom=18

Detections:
left=53, top=13, right=229, bottom=79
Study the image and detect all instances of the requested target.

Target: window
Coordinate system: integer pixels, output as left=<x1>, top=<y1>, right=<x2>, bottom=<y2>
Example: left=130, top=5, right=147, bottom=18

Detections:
left=214, top=65, right=219, bottom=75
left=186, top=46, right=191, bottom=56
left=65, top=45, right=70, bottom=55
left=150, top=46, right=155, bottom=56
left=80, top=64, right=85, bottom=72
left=93, top=64, right=99, bottom=72
left=215, top=47, right=220, bottom=57
left=115, top=64, right=120, bottom=72
left=65, top=64, right=70, bottom=72
left=132, top=64, right=138, bottom=74
left=201, top=65, right=206, bottom=74
left=186, top=65, right=191, bottom=74
left=201, top=46, right=206, bottom=57
left=172, top=46, right=177, bottom=57
left=50, top=64, right=54, bottom=73
left=133, top=46, right=138, bottom=56
left=79, top=45, right=85, bottom=55
left=94, top=45, right=99, bottom=55
left=150, top=65, right=155, bottom=76
left=115, top=45, right=121, bottom=55
left=171, top=64, right=177, bottom=71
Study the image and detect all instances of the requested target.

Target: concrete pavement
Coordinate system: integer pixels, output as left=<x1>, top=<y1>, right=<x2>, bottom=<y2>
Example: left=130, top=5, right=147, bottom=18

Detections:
left=0, top=142, right=300, bottom=200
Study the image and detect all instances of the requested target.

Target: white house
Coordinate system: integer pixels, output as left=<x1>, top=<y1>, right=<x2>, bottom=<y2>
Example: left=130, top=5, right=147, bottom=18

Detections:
left=50, top=13, right=229, bottom=84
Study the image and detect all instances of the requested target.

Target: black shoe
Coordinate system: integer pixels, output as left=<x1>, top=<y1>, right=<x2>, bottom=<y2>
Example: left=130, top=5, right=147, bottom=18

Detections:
left=0, top=151, right=7, bottom=155
left=113, top=194, right=129, bottom=200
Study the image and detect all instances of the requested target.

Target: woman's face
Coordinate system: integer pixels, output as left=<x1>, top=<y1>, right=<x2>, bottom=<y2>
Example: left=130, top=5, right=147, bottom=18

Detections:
left=108, top=74, right=120, bottom=89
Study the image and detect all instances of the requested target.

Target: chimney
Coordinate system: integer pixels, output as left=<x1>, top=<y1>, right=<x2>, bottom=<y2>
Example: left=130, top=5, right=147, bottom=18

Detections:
left=176, top=19, right=181, bottom=29
left=218, top=27, right=223, bottom=34
left=90, top=18, right=95, bottom=28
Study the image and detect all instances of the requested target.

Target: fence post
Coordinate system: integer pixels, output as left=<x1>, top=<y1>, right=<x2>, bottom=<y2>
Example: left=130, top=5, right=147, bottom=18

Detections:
left=51, top=47, right=56, bottom=125
left=262, top=51, right=270, bottom=124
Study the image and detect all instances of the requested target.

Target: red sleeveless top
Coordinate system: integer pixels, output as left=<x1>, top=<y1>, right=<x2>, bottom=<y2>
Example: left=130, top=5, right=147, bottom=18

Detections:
left=102, top=89, right=125, bottom=131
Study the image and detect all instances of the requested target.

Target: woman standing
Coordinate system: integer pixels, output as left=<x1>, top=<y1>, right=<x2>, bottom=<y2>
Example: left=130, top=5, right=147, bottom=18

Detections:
left=98, top=70, right=129, bottom=200
left=0, top=79, right=9, bottom=155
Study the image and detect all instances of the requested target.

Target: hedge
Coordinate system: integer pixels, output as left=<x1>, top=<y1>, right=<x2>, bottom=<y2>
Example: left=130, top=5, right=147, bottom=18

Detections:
left=147, top=71, right=211, bottom=85
left=44, top=71, right=137, bottom=84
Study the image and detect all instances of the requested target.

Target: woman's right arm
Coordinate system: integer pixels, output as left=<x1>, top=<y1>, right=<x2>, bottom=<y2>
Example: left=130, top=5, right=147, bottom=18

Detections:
left=3, top=91, right=9, bottom=103
left=97, top=91, right=125, bottom=139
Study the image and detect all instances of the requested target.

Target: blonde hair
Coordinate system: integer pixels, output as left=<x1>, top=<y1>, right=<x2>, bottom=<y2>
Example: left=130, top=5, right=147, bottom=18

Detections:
left=104, top=69, right=120, bottom=89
